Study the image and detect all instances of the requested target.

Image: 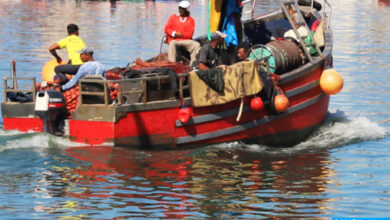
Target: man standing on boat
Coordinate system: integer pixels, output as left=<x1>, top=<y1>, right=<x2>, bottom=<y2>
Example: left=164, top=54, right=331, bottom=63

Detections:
left=164, top=0, right=200, bottom=66
left=59, top=47, right=105, bottom=91
left=49, top=23, right=86, bottom=84
left=191, top=31, right=227, bottom=70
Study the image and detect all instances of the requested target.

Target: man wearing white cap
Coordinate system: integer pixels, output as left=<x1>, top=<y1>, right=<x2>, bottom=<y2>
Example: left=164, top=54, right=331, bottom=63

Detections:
left=164, top=0, right=200, bottom=66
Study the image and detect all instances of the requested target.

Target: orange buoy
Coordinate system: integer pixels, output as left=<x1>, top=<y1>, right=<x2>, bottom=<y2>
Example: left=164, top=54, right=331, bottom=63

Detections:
left=274, top=94, right=289, bottom=113
left=250, top=97, right=264, bottom=111
left=41, top=59, right=66, bottom=82
left=320, top=69, right=343, bottom=95
left=178, top=107, right=191, bottom=124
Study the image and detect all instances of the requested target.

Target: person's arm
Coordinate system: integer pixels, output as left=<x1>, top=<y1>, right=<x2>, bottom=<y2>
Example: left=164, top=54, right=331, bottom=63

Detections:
left=175, top=32, right=182, bottom=38
left=197, top=46, right=209, bottom=70
left=198, top=62, right=209, bottom=70
left=164, top=15, right=176, bottom=37
left=49, top=43, right=62, bottom=64
left=181, top=17, right=195, bottom=39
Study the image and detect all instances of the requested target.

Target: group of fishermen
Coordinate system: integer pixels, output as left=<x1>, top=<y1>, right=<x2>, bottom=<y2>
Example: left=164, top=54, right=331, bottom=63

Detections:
left=49, top=24, right=105, bottom=92
left=49, top=1, right=250, bottom=92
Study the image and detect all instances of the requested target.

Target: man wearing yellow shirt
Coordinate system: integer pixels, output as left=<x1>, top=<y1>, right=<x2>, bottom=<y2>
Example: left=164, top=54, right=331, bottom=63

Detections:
left=49, top=24, right=86, bottom=84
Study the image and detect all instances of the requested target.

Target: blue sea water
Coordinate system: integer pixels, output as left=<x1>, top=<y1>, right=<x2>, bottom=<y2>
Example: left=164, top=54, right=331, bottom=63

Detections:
left=0, top=0, right=390, bottom=218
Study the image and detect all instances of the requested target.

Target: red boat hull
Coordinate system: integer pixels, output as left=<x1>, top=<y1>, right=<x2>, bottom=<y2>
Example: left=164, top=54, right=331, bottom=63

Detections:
left=3, top=117, right=43, bottom=132
left=65, top=97, right=329, bottom=148
left=1, top=59, right=331, bottom=148
left=63, top=60, right=329, bottom=148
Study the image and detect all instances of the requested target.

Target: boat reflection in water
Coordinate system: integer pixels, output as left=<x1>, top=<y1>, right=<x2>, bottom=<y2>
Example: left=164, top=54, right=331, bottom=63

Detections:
left=33, top=146, right=335, bottom=218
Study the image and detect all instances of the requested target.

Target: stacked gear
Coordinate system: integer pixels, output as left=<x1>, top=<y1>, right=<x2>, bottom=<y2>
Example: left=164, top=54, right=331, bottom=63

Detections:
left=109, top=82, right=119, bottom=101
left=62, top=86, right=79, bottom=116
left=105, top=57, right=190, bottom=80
left=132, top=58, right=190, bottom=73
left=38, top=57, right=189, bottom=113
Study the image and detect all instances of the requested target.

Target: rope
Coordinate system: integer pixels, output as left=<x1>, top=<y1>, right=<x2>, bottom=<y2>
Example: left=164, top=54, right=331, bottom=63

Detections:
left=236, top=97, right=244, bottom=122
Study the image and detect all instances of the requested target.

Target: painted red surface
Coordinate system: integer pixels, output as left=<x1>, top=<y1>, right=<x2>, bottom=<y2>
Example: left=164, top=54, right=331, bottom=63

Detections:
left=48, top=103, right=65, bottom=108
left=114, top=108, right=177, bottom=137
left=69, top=120, right=115, bottom=145
left=174, top=82, right=323, bottom=139
left=202, top=94, right=329, bottom=145
left=3, top=118, right=43, bottom=132
left=282, top=66, right=323, bottom=91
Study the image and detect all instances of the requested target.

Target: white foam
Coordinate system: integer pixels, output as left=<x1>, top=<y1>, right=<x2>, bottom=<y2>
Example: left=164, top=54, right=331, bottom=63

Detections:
left=214, top=110, right=388, bottom=154
left=296, top=110, right=388, bottom=150
left=0, top=130, right=87, bottom=153
left=0, top=128, right=25, bottom=136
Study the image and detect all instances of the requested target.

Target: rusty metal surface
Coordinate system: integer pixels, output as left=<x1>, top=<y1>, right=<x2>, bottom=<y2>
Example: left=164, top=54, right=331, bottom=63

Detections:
left=72, top=105, right=117, bottom=121
left=266, top=40, right=303, bottom=74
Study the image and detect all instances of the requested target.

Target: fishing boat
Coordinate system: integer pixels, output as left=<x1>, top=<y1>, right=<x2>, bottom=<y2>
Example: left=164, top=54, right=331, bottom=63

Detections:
left=1, top=0, right=342, bottom=148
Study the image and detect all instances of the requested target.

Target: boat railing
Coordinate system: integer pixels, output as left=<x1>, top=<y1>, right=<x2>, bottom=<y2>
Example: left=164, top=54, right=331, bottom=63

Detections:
left=303, top=0, right=332, bottom=28
left=78, top=73, right=190, bottom=106
left=2, top=76, right=36, bottom=103
left=321, top=0, right=332, bottom=28
left=242, top=0, right=257, bottom=21
left=177, top=73, right=189, bottom=102
left=242, top=0, right=332, bottom=28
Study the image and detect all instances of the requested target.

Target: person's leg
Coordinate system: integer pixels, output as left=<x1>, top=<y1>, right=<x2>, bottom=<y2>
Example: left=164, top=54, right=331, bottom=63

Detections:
left=167, top=40, right=178, bottom=62
left=54, top=64, right=81, bottom=84
left=181, top=40, right=200, bottom=66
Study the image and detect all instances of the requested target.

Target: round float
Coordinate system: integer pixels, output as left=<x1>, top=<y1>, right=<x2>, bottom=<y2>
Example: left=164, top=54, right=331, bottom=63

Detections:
left=320, top=69, right=343, bottom=95
left=41, top=59, right=66, bottom=82
left=250, top=97, right=264, bottom=111
left=274, top=94, right=289, bottom=113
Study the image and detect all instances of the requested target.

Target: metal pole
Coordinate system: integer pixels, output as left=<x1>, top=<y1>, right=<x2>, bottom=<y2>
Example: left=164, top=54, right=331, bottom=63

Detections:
left=3, top=77, right=7, bottom=103
left=11, top=60, right=18, bottom=89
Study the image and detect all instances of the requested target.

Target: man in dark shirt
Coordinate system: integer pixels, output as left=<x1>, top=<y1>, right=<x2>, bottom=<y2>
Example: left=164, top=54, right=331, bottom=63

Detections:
left=191, top=31, right=227, bottom=70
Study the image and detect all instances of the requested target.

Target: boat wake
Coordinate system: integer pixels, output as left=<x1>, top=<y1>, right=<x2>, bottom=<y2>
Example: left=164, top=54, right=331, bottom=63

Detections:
left=0, top=129, right=86, bottom=153
left=214, top=110, right=388, bottom=155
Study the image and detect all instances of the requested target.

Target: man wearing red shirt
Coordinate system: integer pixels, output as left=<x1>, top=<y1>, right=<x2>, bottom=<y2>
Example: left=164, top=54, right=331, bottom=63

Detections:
left=164, top=0, right=200, bottom=66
